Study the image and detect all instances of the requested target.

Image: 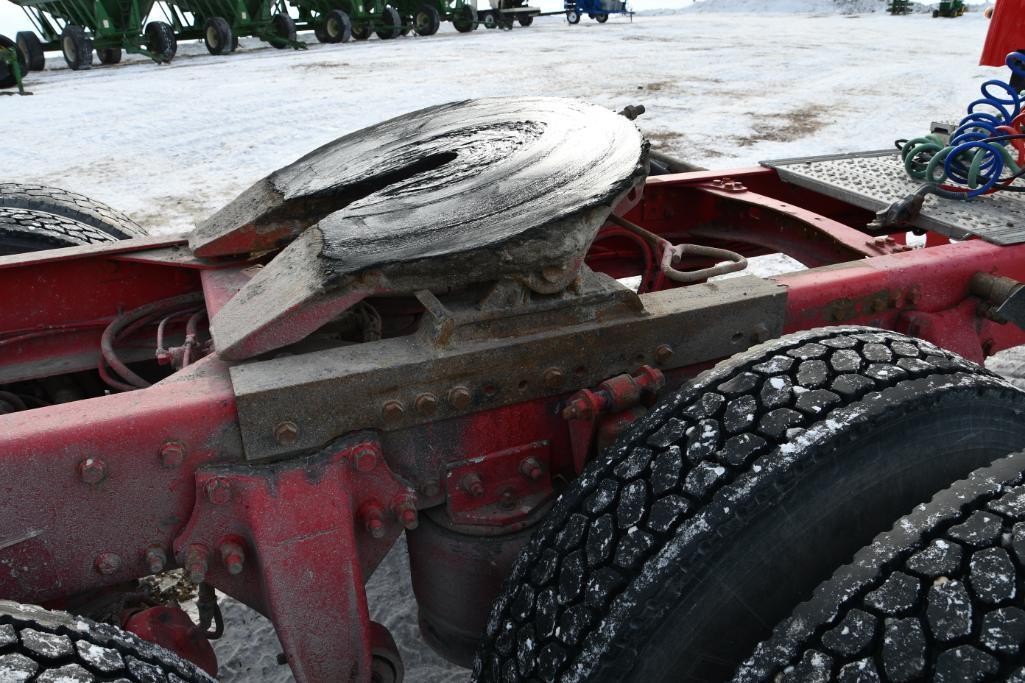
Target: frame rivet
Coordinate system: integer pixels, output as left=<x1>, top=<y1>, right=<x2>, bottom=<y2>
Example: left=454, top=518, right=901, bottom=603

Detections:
left=160, top=442, right=185, bottom=468
left=519, top=458, right=543, bottom=481
left=352, top=442, right=379, bottom=473
left=95, top=553, right=121, bottom=575
left=543, top=368, right=565, bottom=389
left=274, top=421, right=298, bottom=446
left=79, top=458, right=106, bottom=485
left=448, top=386, right=471, bottom=410
left=205, top=477, right=231, bottom=505
left=655, top=344, right=673, bottom=365
left=415, top=393, right=438, bottom=416
left=145, top=545, right=167, bottom=574
left=360, top=502, right=387, bottom=539
left=382, top=401, right=404, bottom=422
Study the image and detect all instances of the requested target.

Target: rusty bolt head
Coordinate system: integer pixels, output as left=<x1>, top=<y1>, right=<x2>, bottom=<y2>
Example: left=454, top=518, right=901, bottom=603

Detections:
left=398, top=507, right=418, bottom=530
left=352, top=443, right=379, bottom=473
left=274, top=421, right=299, bottom=447
left=414, top=393, right=438, bottom=416
left=220, top=541, right=245, bottom=576
left=499, top=489, right=517, bottom=511
left=185, top=544, right=209, bottom=584
left=205, top=477, right=231, bottom=505
left=460, top=472, right=485, bottom=498
left=382, top=401, right=405, bottom=423
left=360, top=501, right=387, bottom=539
left=543, top=368, right=565, bottom=390
left=159, top=442, right=185, bottom=469
left=367, top=517, right=386, bottom=539
left=145, top=545, right=167, bottom=574
left=95, top=553, right=122, bottom=575
left=655, top=344, right=674, bottom=365
left=519, top=457, right=543, bottom=481
left=79, top=458, right=107, bottom=484
left=448, top=386, right=472, bottom=410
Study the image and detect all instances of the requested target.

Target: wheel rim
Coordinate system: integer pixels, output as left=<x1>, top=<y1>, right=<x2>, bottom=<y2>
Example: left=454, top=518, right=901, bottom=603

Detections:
left=327, top=17, right=339, bottom=37
left=416, top=11, right=428, bottom=29
left=206, top=26, right=219, bottom=48
left=63, top=35, right=76, bottom=62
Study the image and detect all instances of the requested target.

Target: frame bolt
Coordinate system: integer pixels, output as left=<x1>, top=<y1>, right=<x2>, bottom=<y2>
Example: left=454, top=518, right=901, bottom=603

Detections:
left=655, top=344, right=674, bottom=365
left=352, top=442, right=379, bottom=473
left=448, top=386, right=471, bottom=410
left=274, top=421, right=299, bottom=447
left=543, top=368, right=565, bottom=390
left=95, top=553, right=122, bottom=575
left=415, top=393, right=438, bottom=416
left=360, top=502, right=387, bottom=539
left=392, top=494, right=419, bottom=530
left=460, top=472, right=485, bottom=497
left=159, top=442, right=185, bottom=468
left=145, top=545, right=167, bottom=574
left=185, top=544, right=210, bottom=584
left=220, top=541, right=246, bottom=575
left=382, top=401, right=404, bottom=423
left=205, top=477, right=231, bottom=505
left=519, top=458, right=544, bottom=481
left=79, top=458, right=107, bottom=484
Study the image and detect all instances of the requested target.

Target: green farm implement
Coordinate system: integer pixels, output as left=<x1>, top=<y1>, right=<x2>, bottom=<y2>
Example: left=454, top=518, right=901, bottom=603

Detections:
left=159, top=0, right=303, bottom=54
left=10, top=0, right=176, bottom=70
left=384, top=0, right=477, bottom=36
left=887, top=0, right=911, bottom=14
left=289, top=0, right=402, bottom=42
left=934, top=0, right=965, bottom=17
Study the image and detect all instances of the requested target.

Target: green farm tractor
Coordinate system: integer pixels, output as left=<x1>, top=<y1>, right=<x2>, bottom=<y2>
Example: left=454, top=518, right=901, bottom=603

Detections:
left=10, top=0, right=176, bottom=70
left=289, top=0, right=403, bottom=42
left=159, top=0, right=302, bottom=54
left=934, top=0, right=965, bottom=17
left=887, top=0, right=911, bottom=14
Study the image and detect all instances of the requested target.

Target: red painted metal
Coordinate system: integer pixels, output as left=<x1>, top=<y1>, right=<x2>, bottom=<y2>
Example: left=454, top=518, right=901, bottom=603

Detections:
left=981, top=0, right=1025, bottom=67
left=123, top=607, right=218, bottom=677
left=3, top=167, right=1025, bottom=681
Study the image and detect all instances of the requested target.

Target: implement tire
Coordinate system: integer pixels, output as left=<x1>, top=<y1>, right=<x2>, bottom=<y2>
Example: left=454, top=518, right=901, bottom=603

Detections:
left=145, top=21, right=177, bottom=62
left=452, top=4, right=478, bottom=31
left=0, top=182, right=145, bottom=239
left=272, top=12, right=296, bottom=47
left=0, top=600, right=214, bottom=682
left=203, top=16, right=233, bottom=55
left=61, top=25, right=92, bottom=70
left=413, top=4, right=441, bottom=35
left=97, top=46, right=122, bottom=65
left=474, top=327, right=1025, bottom=683
left=15, top=31, right=44, bottom=71
left=736, top=449, right=1025, bottom=681
left=324, top=9, right=352, bottom=42
left=376, top=5, right=402, bottom=39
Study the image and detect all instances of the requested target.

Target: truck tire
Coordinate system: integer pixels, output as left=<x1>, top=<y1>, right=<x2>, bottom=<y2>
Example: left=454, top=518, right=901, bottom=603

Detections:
left=272, top=12, right=296, bottom=47
left=145, top=21, right=177, bottom=62
left=474, top=327, right=1025, bottom=683
left=0, top=208, right=118, bottom=255
left=735, top=449, right=1025, bottom=682
left=566, top=9, right=581, bottom=23
left=203, top=17, right=233, bottom=55
left=0, top=182, right=145, bottom=239
left=324, top=9, right=352, bottom=42
left=452, top=4, right=478, bottom=31
left=0, top=600, right=215, bottom=682
left=97, top=46, right=122, bottom=65
left=0, top=34, right=27, bottom=89
left=15, top=31, right=44, bottom=71
left=413, top=4, right=441, bottom=35
left=376, top=6, right=402, bottom=39
left=61, top=25, right=92, bottom=70
left=594, top=12, right=608, bottom=22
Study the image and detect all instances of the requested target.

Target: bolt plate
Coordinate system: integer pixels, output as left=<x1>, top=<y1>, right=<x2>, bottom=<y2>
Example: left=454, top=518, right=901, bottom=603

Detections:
left=445, top=441, right=552, bottom=526
left=763, top=150, right=1025, bottom=245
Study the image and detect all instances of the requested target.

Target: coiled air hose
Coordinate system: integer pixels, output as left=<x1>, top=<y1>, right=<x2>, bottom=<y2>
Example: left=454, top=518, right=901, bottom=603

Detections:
left=900, top=51, right=1025, bottom=199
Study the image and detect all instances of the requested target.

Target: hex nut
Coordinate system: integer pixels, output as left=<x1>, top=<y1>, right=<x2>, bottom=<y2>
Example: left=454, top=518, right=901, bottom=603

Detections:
left=448, top=386, right=472, bottom=410
left=655, top=344, right=673, bottom=365
left=415, top=393, right=438, bottom=416
left=274, top=421, right=299, bottom=447
left=382, top=401, right=405, bottom=422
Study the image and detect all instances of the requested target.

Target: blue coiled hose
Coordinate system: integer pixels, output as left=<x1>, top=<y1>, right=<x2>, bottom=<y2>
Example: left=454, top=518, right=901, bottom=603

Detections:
left=901, top=51, right=1025, bottom=199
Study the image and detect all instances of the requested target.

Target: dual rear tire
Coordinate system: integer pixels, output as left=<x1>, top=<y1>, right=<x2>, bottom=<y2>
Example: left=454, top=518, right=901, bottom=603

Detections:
left=475, top=327, right=1025, bottom=682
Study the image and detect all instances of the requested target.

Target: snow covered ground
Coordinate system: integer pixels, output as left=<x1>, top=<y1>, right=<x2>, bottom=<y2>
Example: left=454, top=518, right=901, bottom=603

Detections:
left=2, top=3, right=1017, bottom=681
